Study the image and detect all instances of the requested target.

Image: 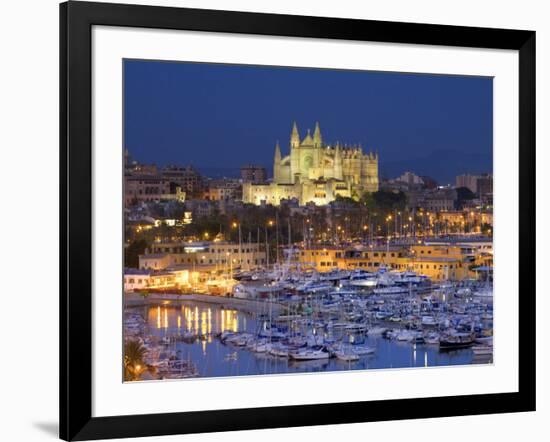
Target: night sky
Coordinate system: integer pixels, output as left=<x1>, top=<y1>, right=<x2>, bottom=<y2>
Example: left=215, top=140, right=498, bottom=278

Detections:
left=124, top=59, right=493, bottom=185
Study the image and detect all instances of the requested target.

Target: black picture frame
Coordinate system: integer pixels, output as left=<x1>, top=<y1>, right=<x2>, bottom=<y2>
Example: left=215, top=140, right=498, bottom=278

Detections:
left=60, top=1, right=536, bottom=440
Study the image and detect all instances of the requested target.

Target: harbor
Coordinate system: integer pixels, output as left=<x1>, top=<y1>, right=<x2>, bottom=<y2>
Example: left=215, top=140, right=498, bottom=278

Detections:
left=124, top=266, right=493, bottom=380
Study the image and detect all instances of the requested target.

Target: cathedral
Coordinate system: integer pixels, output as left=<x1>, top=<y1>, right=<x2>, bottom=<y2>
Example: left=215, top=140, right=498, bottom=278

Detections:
left=242, top=122, right=379, bottom=206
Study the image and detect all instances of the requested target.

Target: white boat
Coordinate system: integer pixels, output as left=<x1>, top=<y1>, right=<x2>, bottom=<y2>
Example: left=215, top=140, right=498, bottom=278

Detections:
left=421, top=316, right=437, bottom=326
left=320, top=269, right=350, bottom=282
left=373, top=286, right=410, bottom=295
left=473, top=287, right=493, bottom=298
left=424, top=333, right=440, bottom=345
left=367, top=326, right=387, bottom=336
left=251, top=341, right=272, bottom=353
left=352, top=345, right=376, bottom=355
left=335, top=349, right=360, bottom=361
left=297, top=281, right=333, bottom=293
left=289, top=345, right=330, bottom=360
left=269, top=343, right=290, bottom=357
left=396, top=330, right=415, bottom=341
left=225, top=333, right=253, bottom=346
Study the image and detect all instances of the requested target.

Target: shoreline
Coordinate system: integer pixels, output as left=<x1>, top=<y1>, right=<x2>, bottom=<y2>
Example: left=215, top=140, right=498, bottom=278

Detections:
left=124, top=292, right=285, bottom=315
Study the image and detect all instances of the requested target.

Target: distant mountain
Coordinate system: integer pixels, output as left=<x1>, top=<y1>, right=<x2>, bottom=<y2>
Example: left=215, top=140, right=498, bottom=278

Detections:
left=197, top=166, right=242, bottom=179
left=380, top=149, right=493, bottom=185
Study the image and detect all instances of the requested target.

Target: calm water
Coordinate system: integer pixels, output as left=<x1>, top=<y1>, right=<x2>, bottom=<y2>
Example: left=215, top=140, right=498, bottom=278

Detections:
left=128, top=301, right=488, bottom=379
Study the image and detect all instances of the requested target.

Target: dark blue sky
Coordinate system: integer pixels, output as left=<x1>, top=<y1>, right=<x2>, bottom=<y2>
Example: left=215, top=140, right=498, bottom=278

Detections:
left=124, top=59, right=492, bottom=184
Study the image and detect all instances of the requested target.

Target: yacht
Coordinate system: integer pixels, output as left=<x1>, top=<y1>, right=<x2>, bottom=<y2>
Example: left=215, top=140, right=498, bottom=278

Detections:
left=439, top=332, right=474, bottom=350
left=289, top=345, right=330, bottom=360
left=373, top=286, right=410, bottom=295
left=334, top=349, right=360, bottom=362
left=352, top=345, right=376, bottom=356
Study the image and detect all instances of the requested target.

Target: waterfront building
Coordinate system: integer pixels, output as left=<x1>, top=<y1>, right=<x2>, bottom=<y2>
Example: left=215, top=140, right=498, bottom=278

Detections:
left=424, top=237, right=493, bottom=255
left=242, top=122, right=379, bottom=206
left=240, top=165, right=267, bottom=183
left=124, top=269, right=151, bottom=292
left=297, top=243, right=478, bottom=281
left=139, top=241, right=267, bottom=271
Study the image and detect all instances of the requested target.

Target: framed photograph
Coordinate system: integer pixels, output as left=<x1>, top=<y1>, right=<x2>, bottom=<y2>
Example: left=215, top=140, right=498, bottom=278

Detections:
left=60, top=1, right=536, bottom=440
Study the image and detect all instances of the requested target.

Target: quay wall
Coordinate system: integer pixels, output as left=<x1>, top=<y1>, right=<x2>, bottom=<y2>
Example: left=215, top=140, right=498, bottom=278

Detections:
left=124, top=293, right=285, bottom=315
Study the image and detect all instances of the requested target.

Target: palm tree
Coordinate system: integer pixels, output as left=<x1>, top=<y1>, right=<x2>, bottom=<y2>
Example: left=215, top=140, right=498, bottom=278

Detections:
left=124, top=339, right=147, bottom=381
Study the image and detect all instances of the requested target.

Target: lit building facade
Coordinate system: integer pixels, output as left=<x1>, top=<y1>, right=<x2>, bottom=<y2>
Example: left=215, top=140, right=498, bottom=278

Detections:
left=242, top=122, right=379, bottom=206
left=139, top=241, right=267, bottom=271
left=296, top=243, right=479, bottom=281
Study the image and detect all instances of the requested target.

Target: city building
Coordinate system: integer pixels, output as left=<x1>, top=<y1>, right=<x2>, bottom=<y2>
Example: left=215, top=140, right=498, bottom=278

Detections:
left=393, top=171, right=424, bottom=187
left=162, top=165, right=205, bottom=198
left=240, top=165, right=267, bottom=183
left=242, top=122, right=379, bottom=206
left=206, top=178, right=242, bottom=201
left=124, top=175, right=186, bottom=205
left=184, top=199, right=217, bottom=219
left=296, top=243, right=476, bottom=281
left=139, top=241, right=267, bottom=271
left=123, top=269, right=151, bottom=292
left=406, top=188, right=457, bottom=212
left=477, top=174, right=493, bottom=198
left=456, top=173, right=493, bottom=197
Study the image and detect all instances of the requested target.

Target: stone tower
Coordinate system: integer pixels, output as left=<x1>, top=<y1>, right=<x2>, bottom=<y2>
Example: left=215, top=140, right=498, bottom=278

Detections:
left=273, top=141, right=281, bottom=183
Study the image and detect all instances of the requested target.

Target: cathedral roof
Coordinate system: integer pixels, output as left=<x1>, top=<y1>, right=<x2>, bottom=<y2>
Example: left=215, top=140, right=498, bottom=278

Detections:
left=301, top=129, right=314, bottom=146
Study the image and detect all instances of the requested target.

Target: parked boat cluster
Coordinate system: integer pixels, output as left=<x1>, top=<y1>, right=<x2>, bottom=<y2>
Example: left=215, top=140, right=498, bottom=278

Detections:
left=228, top=266, right=493, bottom=363
left=125, top=312, right=199, bottom=379
left=124, top=266, right=493, bottom=379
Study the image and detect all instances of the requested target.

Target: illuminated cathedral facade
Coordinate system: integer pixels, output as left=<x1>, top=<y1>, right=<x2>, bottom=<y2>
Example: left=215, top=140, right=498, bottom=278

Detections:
left=242, top=122, right=379, bottom=206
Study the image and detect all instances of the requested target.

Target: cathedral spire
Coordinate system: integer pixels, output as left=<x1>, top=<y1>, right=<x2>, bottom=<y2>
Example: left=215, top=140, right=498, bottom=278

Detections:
left=313, top=121, right=322, bottom=147
left=290, top=121, right=300, bottom=148
left=274, top=141, right=281, bottom=183
left=274, top=141, right=281, bottom=160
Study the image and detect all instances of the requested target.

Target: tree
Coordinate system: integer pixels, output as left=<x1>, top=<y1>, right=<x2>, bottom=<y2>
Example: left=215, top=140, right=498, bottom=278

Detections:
left=455, top=186, right=476, bottom=209
left=372, top=190, right=407, bottom=210
left=124, top=339, right=147, bottom=381
left=125, top=239, right=149, bottom=268
left=480, top=223, right=492, bottom=235
left=360, top=192, right=375, bottom=209
left=333, top=195, right=359, bottom=207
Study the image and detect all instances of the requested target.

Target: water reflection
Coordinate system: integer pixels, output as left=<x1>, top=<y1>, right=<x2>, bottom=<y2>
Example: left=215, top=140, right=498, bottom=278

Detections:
left=147, top=304, right=240, bottom=336
left=137, top=302, right=484, bottom=379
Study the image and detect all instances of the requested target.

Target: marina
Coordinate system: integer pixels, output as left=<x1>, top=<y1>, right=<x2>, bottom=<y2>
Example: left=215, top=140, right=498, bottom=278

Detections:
left=124, top=267, right=493, bottom=380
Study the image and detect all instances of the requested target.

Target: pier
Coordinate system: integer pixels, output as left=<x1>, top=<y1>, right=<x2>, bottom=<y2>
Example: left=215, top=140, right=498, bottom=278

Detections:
left=125, top=292, right=285, bottom=316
